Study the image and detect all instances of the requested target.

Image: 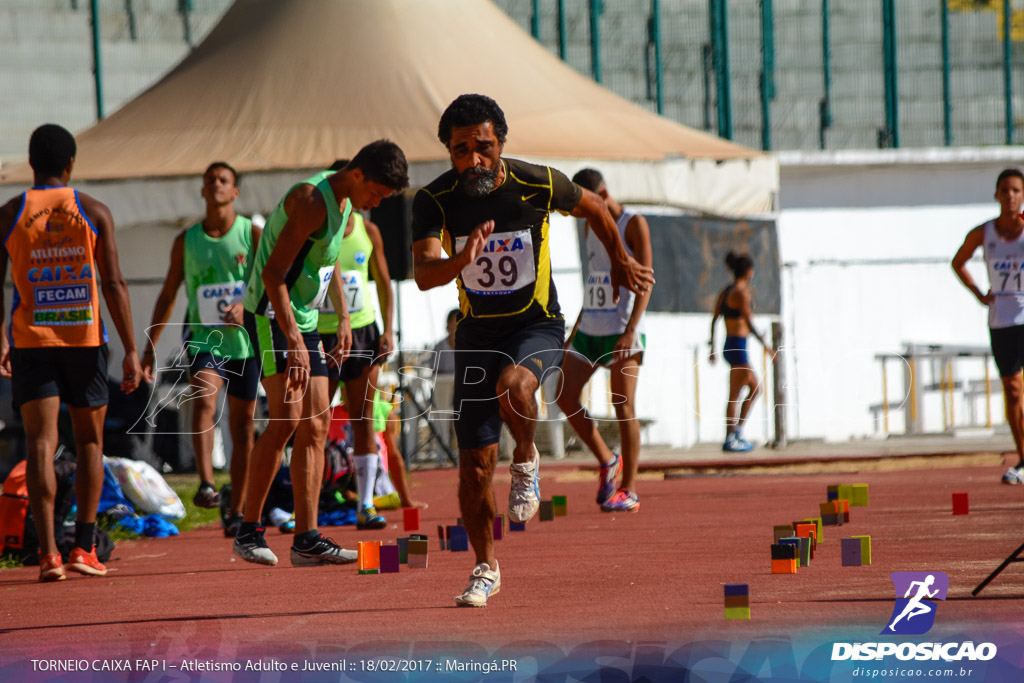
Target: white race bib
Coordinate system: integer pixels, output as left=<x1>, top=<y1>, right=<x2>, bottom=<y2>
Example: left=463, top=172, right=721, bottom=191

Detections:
left=456, top=228, right=535, bottom=296
left=197, top=280, right=246, bottom=326
left=320, top=270, right=364, bottom=313
left=309, top=266, right=334, bottom=310
left=583, top=271, right=617, bottom=311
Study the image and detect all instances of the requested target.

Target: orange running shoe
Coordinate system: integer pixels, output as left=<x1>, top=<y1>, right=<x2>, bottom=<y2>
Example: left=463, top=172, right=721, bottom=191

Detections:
left=38, top=553, right=67, bottom=582
left=67, top=547, right=108, bottom=576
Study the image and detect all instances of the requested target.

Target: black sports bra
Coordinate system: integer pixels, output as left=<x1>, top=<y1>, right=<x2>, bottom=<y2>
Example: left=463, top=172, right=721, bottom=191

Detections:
left=719, top=285, right=742, bottom=319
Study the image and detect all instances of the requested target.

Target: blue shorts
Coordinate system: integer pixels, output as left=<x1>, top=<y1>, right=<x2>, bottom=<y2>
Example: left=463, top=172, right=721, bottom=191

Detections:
left=187, top=352, right=260, bottom=401
left=723, top=336, right=749, bottom=367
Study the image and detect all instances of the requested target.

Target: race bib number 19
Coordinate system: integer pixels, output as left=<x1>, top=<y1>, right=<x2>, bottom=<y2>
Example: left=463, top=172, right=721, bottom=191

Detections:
left=583, top=271, right=617, bottom=311
left=456, top=228, right=536, bottom=296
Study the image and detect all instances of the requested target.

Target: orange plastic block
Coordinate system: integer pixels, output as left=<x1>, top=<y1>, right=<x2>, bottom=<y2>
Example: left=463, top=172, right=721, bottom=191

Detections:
left=357, top=541, right=381, bottom=574
left=770, top=557, right=794, bottom=573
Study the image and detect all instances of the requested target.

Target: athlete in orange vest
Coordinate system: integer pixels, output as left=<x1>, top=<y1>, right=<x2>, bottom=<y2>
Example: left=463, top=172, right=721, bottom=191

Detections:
left=0, top=124, right=142, bottom=582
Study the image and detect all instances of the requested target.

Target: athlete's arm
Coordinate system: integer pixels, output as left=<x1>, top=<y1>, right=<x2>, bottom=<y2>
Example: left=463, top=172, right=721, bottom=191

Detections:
left=572, top=189, right=654, bottom=299
left=0, top=197, right=18, bottom=378
left=141, top=231, right=186, bottom=382
left=82, top=192, right=141, bottom=394
left=365, top=219, right=394, bottom=358
left=952, top=225, right=993, bottom=305
left=221, top=223, right=263, bottom=327
left=412, top=221, right=495, bottom=291
left=262, top=184, right=328, bottom=388
left=738, top=287, right=773, bottom=357
left=613, top=213, right=654, bottom=362
left=709, top=288, right=725, bottom=364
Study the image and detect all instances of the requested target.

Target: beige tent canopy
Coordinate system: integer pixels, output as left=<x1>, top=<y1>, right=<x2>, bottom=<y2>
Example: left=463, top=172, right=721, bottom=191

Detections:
left=1, top=0, right=777, bottom=220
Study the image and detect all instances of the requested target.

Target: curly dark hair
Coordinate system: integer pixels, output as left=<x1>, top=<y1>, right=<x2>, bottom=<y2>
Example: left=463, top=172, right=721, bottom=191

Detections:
left=204, top=161, right=240, bottom=187
left=571, top=168, right=604, bottom=193
left=437, top=94, right=509, bottom=146
left=350, top=140, right=409, bottom=191
left=29, top=124, right=76, bottom=177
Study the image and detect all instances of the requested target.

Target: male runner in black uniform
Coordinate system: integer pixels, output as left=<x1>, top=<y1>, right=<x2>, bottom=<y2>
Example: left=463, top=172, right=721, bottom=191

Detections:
left=411, top=94, right=654, bottom=607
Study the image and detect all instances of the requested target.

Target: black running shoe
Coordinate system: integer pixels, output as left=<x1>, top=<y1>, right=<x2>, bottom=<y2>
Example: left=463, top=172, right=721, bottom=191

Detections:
left=232, top=527, right=278, bottom=565
left=290, top=534, right=358, bottom=566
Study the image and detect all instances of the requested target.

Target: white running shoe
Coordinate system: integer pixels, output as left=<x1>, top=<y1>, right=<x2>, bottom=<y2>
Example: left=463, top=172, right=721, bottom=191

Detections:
left=454, top=561, right=501, bottom=607
left=1002, top=465, right=1024, bottom=485
left=232, top=527, right=278, bottom=566
left=508, top=447, right=540, bottom=523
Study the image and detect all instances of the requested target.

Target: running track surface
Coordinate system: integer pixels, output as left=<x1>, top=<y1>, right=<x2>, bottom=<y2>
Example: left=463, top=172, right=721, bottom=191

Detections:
left=1, top=459, right=1023, bottom=664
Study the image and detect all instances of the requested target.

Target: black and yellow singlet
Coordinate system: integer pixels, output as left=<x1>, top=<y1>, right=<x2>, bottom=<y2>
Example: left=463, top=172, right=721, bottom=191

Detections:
left=411, top=158, right=582, bottom=337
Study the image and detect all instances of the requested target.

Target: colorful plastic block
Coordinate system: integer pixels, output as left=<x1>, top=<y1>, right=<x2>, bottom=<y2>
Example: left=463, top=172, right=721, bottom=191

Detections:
left=952, top=492, right=969, bottom=515
left=447, top=525, right=469, bottom=552
left=379, top=545, right=400, bottom=573
left=539, top=500, right=555, bottom=521
left=403, top=507, right=420, bottom=531
left=771, top=558, right=797, bottom=574
left=851, top=534, right=871, bottom=565
left=723, top=583, right=749, bottom=596
left=724, top=595, right=749, bottom=608
left=724, top=606, right=751, bottom=620
left=357, top=541, right=380, bottom=574
left=509, top=520, right=526, bottom=531
left=396, top=537, right=409, bottom=564
left=851, top=484, right=869, bottom=507
left=493, top=514, right=505, bottom=540
left=841, top=537, right=862, bottom=566
left=552, top=495, right=568, bottom=516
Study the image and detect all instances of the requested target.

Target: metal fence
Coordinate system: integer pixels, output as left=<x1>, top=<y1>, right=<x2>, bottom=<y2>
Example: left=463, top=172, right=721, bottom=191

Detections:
left=0, top=0, right=232, bottom=163
left=494, top=0, right=1024, bottom=151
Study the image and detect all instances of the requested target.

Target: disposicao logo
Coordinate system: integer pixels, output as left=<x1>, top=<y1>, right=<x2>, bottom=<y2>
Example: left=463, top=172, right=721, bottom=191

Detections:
left=882, top=571, right=949, bottom=635
left=831, top=571, right=998, bottom=663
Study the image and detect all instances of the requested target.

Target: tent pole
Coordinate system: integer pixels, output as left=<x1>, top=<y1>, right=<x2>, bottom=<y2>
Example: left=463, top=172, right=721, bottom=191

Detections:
left=90, top=0, right=105, bottom=120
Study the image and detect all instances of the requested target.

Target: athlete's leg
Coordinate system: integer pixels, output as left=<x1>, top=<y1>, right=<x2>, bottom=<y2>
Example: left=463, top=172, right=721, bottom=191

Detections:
left=67, top=404, right=107, bottom=528
left=556, top=352, right=612, bottom=464
left=609, top=355, right=642, bottom=492
left=726, top=366, right=746, bottom=437
left=226, top=394, right=256, bottom=516
left=1001, top=373, right=1024, bottom=467
left=21, top=397, right=62, bottom=556
left=242, top=374, right=300, bottom=524
left=497, top=364, right=541, bottom=464
left=458, top=444, right=498, bottom=567
left=344, top=364, right=380, bottom=509
left=737, top=366, right=762, bottom=432
left=289, top=376, right=330, bottom=534
left=188, top=368, right=225, bottom=487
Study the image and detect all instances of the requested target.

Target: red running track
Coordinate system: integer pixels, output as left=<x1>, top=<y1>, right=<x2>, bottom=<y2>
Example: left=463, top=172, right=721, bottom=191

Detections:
left=1, top=460, right=1023, bottom=669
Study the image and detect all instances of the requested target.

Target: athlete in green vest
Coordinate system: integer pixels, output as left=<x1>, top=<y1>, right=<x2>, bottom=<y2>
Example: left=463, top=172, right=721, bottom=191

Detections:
left=142, top=162, right=261, bottom=536
left=318, top=159, right=395, bottom=530
left=233, top=140, right=409, bottom=568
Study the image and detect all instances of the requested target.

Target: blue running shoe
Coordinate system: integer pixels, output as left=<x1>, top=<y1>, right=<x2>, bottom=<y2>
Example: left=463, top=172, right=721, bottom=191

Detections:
left=597, top=452, right=622, bottom=505
left=723, top=436, right=754, bottom=453
left=357, top=505, right=387, bottom=530
left=600, top=489, right=640, bottom=513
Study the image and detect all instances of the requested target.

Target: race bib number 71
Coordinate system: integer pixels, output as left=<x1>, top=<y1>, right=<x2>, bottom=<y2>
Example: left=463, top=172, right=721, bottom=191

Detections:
left=456, top=228, right=536, bottom=296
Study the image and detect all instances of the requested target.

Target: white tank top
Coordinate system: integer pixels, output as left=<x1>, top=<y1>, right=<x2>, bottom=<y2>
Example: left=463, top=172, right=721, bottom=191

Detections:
left=579, top=210, right=645, bottom=336
left=983, top=220, right=1024, bottom=329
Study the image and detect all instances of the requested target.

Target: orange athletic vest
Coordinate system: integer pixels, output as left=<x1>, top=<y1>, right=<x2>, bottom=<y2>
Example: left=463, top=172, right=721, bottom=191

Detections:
left=5, top=187, right=105, bottom=348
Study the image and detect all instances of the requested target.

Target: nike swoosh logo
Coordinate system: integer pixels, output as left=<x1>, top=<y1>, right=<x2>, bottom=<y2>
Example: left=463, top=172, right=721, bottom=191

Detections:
left=522, top=193, right=539, bottom=201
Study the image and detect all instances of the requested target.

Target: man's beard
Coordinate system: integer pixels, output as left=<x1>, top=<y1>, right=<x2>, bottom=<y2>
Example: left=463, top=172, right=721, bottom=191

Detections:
left=459, top=165, right=498, bottom=197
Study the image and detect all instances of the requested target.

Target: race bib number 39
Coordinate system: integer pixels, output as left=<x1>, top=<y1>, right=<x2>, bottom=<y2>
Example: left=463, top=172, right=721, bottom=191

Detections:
left=456, top=228, right=536, bottom=296
left=584, top=271, right=617, bottom=311
left=197, top=280, right=246, bottom=326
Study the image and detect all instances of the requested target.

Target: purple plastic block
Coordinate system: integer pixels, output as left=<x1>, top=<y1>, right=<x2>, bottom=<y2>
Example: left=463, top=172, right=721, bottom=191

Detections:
left=380, top=545, right=400, bottom=573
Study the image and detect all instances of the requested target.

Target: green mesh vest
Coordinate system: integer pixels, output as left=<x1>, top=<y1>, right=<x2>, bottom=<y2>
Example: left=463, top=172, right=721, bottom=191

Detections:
left=242, top=171, right=351, bottom=333
left=317, top=213, right=377, bottom=334
left=183, top=215, right=254, bottom=359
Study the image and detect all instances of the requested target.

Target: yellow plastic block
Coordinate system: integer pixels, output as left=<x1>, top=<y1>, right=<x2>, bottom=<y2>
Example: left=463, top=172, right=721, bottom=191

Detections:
left=852, top=535, right=872, bottom=565
left=851, top=484, right=869, bottom=507
left=724, top=606, right=751, bottom=620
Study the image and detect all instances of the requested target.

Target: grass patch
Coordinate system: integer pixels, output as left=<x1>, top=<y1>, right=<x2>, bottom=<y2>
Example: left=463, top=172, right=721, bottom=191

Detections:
left=162, top=471, right=231, bottom=533
left=0, top=556, right=24, bottom=569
